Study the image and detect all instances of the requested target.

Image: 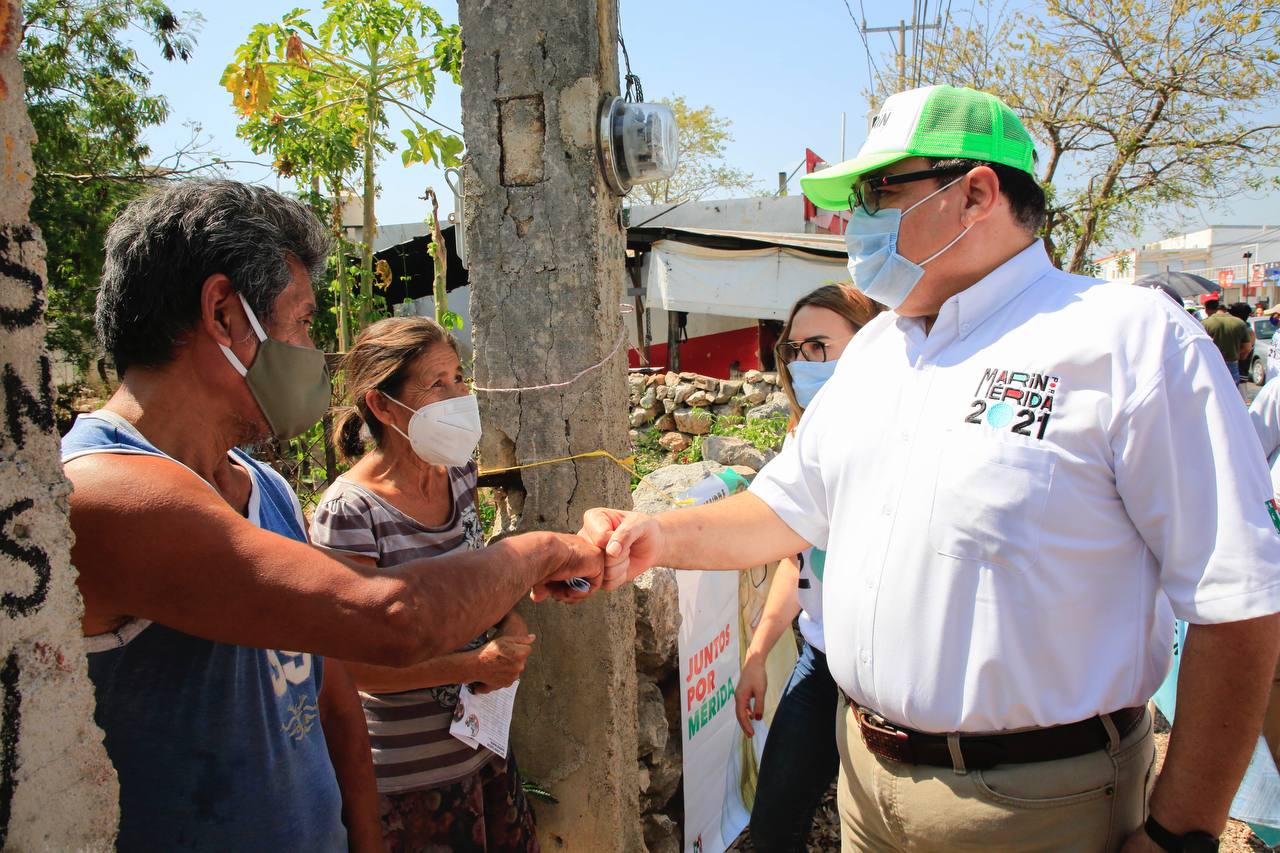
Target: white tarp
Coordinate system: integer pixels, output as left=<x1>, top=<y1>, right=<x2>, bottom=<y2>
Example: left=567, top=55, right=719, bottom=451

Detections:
left=646, top=240, right=849, bottom=321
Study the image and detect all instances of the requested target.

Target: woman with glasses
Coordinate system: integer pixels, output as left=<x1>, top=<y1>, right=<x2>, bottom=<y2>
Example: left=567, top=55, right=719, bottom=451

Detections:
left=736, top=283, right=883, bottom=852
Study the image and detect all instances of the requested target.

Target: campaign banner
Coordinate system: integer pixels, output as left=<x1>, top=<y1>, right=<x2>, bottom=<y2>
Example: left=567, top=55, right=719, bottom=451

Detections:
left=673, top=470, right=797, bottom=853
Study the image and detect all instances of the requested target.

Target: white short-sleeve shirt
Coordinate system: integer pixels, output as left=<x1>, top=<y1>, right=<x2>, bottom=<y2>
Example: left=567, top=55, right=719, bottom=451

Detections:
left=750, top=241, right=1280, bottom=733
left=1249, top=376, right=1280, bottom=496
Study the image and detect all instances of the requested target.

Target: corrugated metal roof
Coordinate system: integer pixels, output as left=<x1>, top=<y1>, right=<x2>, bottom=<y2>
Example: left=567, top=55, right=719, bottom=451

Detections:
left=628, top=225, right=847, bottom=257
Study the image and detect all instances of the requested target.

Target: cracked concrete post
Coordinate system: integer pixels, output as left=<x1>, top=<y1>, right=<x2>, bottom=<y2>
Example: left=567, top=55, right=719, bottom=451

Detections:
left=0, top=0, right=119, bottom=848
left=459, top=1, right=641, bottom=849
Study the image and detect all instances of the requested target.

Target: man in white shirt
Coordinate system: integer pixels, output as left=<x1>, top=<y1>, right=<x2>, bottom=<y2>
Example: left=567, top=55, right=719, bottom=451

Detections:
left=582, top=86, right=1280, bottom=852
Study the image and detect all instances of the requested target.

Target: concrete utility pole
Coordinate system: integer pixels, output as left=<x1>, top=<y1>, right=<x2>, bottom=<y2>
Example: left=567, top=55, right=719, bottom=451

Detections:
left=861, top=17, right=940, bottom=91
left=458, top=1, right=640, bottom=850
left=0, top=0, right=119, bottom=847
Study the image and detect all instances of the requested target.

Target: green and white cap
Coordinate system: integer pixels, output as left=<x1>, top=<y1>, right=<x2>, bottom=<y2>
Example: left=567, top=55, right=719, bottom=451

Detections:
left=801, top=85, right=1038, bottom=211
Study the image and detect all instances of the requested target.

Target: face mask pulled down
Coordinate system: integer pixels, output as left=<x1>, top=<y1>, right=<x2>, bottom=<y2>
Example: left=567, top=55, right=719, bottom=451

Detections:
left=385, top=393, right=483, bottom=468
left=844, top=176, right=971, bottom=311
left=219, top=293, right=331, bottom=441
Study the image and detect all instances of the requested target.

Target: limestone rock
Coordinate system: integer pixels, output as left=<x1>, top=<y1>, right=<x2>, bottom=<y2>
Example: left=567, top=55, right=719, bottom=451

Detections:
left=639, top=387, right=657, bottom=410
left=643, top=813, right=681, bottom=853
left=632, top=460, right=729, bottom=515
left=747, top=396, right=791, bottom=422
left=642, top=733, right=683, bottom=814
left=744, top=369, right=764, bottom=383
left=633, top=567, right=679, bottom=673
left=654, top=384, right=671, bottom=400
left=712, top=399, right=746, bottom=418
left=636, top=678, right=669, bottom=760
left=686, top=390, right=713, bottom=407
left=761, top=371, right=779, bottom=385
left=730, top=465, right=758, bottom=481
left=693, top=375, right=718, bottom=392
left=742, top=381, right=769, bottom=405
left=628, top=374, right=647, bottom=394
left=630, top=407, right=654, bottom=428
left=664, top=371, right=680, bottom=387
left=701, top=434, right=768, bottom=471
left=628, top=429, right=642, bottom=444
left=672, top=383, right=696, bottom=404
left=658, top=431, right=690, bottom=453
left=673, top=407, right=713, bottom=435
left=653, top=414, right=675, bottom=431
left=661, top=397, right=678, bottom=414
left=679, top=371, right=698, bottom=381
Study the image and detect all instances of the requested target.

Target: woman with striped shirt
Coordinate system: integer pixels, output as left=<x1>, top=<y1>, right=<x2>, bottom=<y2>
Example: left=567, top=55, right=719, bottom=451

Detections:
left=311, top=317, right=539, bottom=852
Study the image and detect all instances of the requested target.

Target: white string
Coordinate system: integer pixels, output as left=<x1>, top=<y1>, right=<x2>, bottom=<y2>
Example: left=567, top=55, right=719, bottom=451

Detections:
left=472, top=306, right=635, bottom=394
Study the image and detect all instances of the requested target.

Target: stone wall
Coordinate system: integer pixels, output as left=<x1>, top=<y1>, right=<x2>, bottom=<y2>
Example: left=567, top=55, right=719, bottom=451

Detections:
left=626, top=369, right=791, bottom=455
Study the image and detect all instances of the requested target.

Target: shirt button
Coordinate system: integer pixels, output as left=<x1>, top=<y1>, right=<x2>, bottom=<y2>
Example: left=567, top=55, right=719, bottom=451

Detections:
left=864, top=577, right=875, bottom=590
left=961, top=322, right=972, bottom=333
left=860, top=650, right=871, bottom=664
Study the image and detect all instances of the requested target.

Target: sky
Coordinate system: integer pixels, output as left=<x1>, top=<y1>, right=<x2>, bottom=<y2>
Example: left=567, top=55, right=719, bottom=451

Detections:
left=131, top=0, right=1278, bottom=254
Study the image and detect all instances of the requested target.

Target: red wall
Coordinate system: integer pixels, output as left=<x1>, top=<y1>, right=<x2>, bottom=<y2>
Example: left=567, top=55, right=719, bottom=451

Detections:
left=628, top=325, right=762, bottom=379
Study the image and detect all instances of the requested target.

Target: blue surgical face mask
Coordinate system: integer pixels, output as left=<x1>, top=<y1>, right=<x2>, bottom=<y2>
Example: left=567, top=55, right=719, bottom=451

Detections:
left=788, top=358, right=839, bottom=408
left=844, top=175, right=971, bottom=311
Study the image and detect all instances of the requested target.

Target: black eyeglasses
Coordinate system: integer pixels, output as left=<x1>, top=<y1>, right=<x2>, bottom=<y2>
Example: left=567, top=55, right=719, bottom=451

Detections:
left=847, top=165, right=970, bottom=216
left=775, top=337, right=842, bottom=364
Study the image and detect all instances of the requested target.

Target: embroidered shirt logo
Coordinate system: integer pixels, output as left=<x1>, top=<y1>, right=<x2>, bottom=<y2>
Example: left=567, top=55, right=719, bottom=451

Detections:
left=965, top=368, right=1059, bottom=440
left=1267, top=499, right=1280, bottom=534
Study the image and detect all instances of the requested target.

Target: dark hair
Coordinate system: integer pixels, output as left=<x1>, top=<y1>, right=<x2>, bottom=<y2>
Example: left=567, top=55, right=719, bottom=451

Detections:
left=930, top=158, right=1047, bottom=234
left=1228, top=302, right=1253, bottom=323
left=97, top=179, right=330, bottom=373
left=333, top=317, right=460, bottom=462
left=776, top=283, right=883, bottom=431
left=1205, top=298, right=1221, bottom=314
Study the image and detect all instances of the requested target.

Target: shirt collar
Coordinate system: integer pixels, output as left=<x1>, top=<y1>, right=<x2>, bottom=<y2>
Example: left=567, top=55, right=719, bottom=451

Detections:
left=942, top=239, right=1054, bottom=340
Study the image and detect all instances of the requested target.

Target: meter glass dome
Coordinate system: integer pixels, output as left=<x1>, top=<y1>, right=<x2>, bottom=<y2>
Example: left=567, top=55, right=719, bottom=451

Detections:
left=599, top=98, right=679, bottom=195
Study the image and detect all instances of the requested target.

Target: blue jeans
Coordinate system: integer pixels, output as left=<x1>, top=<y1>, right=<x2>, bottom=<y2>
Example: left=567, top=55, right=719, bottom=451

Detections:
left=749, top=641, right=841, bottom=853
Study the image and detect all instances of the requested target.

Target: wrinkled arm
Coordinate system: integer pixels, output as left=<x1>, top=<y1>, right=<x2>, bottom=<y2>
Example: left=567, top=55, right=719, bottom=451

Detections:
left=68, top=455, right=601, bottom=666
left=317, top=660, right=382, bottom=853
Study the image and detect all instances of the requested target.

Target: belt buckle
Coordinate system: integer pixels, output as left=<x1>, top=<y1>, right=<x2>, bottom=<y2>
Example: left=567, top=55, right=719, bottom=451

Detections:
left=857, top=709, right=911, bottom=763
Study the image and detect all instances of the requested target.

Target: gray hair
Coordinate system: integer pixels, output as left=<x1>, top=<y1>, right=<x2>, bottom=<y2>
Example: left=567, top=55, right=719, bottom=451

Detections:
left=96, top=179, right=331, bottom=373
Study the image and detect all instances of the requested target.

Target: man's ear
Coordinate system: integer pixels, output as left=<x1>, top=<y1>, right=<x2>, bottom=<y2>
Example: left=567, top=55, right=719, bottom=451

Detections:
left=200, top=274, right=242, bottom=348
left=960, top=165, right=1001, bottom=227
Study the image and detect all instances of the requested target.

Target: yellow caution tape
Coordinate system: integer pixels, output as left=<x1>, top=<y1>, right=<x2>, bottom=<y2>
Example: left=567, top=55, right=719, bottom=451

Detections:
left=479, top=449, right=692, bottom=506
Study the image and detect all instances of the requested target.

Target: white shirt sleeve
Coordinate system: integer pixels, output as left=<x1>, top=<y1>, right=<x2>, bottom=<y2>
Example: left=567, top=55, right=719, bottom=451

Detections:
left=748, top=412, right=829, bottom=549
left=1249, top=378, right=1280, bottom=468
left=1114, top=334, right=1280, bottom=623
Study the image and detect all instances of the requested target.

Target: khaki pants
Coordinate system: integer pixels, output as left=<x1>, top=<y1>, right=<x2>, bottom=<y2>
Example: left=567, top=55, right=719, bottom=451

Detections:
left=835, top=699, right=1156, bottom=852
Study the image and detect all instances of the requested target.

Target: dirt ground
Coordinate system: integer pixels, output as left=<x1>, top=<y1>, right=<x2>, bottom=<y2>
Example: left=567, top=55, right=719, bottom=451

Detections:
left=729, top=709, right=1272, bottom=851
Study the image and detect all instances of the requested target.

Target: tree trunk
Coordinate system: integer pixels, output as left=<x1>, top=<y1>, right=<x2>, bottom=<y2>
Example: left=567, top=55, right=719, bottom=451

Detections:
left=359, top=51, right=379, bottom=329
left=330, top=176, right=352, bottom=353
left=0, top=0, right=119, bottom=846
left=459, top=1, right=641, bottom=850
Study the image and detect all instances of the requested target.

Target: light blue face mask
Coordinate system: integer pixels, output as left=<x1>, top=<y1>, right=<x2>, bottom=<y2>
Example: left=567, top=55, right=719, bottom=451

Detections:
left=788, top=358, right=839, bottom=408
left=844, top=175, right=971, bottom=311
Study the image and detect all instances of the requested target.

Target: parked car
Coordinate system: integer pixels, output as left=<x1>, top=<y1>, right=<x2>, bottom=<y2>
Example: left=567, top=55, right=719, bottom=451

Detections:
left=1242, top=316, right=1276, bottom=385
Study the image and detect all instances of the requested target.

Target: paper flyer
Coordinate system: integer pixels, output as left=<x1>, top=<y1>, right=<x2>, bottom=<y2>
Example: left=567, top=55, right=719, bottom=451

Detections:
left=449, top=680, right=519, bottom=758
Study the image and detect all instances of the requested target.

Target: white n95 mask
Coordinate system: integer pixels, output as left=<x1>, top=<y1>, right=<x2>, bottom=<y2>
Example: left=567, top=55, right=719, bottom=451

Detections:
left=384, top=393, right=482, bottom=467
left=844, top=176, right=971, bottom=311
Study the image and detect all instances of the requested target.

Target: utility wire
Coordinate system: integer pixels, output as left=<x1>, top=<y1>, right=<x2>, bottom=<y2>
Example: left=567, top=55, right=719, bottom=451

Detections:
left=843, top=0, right=882, bottom=90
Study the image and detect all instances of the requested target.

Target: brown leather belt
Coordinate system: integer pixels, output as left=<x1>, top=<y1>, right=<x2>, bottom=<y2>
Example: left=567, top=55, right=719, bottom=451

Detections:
left=852, top=704, right=1146, bottom=771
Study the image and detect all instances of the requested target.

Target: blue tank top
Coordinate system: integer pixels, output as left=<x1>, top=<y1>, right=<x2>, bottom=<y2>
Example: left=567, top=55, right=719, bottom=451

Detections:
left=62, top=412, right=347, bottom=852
